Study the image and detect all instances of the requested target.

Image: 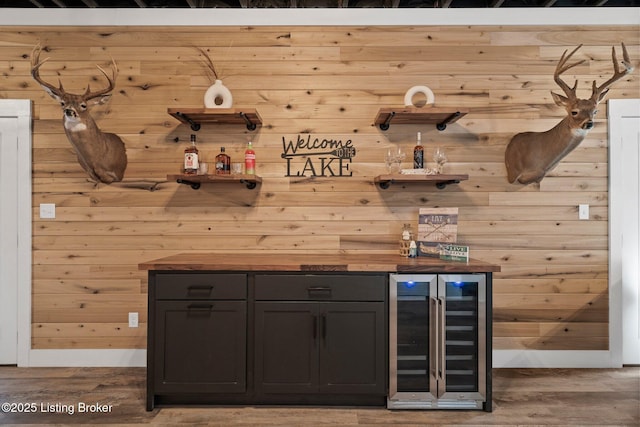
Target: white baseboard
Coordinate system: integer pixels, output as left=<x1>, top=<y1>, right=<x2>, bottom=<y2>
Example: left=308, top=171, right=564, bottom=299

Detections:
left=22, top=349, right=146, bottom=367
left=493, top=350, right=620, bottom=368
left=20, top=349, right=619, bottom=369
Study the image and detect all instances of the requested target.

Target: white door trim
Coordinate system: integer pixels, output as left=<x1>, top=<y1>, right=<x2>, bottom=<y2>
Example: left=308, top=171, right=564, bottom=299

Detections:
left=0, top=100, right=32, bottom=367
left=609, top=98, right=640, bottom=366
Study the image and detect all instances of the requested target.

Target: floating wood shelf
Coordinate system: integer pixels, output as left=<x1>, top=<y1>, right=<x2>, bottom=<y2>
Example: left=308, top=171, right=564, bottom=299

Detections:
left=374, top=107, right=468, bottom=131
left=168, top=174, right=263, bottom=190
left=167, top=108, right=262, bottom=131
left=374, top=173, right=469, bottom=190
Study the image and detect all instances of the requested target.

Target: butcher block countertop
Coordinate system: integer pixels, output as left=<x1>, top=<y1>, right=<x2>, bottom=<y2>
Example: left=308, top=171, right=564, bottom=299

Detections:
left=139, top=253, right=500, bottom=273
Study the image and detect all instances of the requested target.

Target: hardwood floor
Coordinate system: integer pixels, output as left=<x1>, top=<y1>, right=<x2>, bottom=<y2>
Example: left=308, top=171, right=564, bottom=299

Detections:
left=0, top=367, right=638, bottom=426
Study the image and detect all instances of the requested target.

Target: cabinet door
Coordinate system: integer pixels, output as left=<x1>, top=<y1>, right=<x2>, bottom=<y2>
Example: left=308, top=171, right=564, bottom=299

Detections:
left=320, top=302, right=386, bottom=394
left=154, top=300, right=246, bottom=393
left=254, top=302, right=319, bottom=394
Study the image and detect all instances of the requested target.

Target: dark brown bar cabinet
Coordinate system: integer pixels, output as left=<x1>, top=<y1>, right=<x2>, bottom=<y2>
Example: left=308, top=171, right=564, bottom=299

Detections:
left=141, top=253, right=500, bottom=411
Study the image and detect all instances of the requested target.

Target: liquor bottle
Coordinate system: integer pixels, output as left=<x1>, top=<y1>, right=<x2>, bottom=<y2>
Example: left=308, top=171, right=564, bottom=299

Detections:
left=215, top=147, right=230, bottom=175
left=413, top=131, right=424, bottom=169
left=184, top=134, right=199, bottom=175
left=245, top=141, right=256, bottom=175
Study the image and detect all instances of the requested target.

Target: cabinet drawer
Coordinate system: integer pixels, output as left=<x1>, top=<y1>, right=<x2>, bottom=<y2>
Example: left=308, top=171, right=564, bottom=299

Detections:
left=155, top=273, right=247, bottom=300
left=255, top=274, right=385, bottom=301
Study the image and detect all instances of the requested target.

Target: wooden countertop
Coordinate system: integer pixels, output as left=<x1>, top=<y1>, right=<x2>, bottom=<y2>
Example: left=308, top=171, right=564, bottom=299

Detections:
left=139, top=253, right=500, bottom=273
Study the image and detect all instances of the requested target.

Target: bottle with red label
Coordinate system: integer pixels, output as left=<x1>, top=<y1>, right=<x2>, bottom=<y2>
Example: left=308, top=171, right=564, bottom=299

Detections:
left=245, top=141, right=255, bottom=175
left=184, top=134, right=199, bottom=175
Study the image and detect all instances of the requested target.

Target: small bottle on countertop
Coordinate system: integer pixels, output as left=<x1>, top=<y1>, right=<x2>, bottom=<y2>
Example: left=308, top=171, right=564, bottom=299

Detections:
left=244, top=141, right=256, bottom=175
left=413, top=131, right=423, bottom=169
left=409, top=240, right=417, bottom=258
left=215, top=147, right=230, bottom=175
left=184, top=134, right=199, bottom=175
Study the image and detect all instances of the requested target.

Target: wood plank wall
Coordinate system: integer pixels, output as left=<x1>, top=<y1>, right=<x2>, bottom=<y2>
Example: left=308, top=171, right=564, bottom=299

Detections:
left=0, top=25, right=637, bottom=351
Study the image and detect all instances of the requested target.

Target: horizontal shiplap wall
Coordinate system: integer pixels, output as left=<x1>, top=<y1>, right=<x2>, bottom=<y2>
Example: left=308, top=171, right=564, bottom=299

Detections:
left=0, top=25, right=637, bottom=351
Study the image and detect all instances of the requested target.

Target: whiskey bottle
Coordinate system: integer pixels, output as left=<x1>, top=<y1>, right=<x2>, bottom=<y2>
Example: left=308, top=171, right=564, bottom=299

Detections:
left=184, top=134, right=199, bottom=175
left=215, top=147, right=230, bottom=175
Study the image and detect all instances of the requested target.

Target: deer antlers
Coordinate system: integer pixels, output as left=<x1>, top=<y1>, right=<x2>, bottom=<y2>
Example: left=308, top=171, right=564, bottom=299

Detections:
left=30, top=44, right=64, bottom=98
left=592, top=42, right=634, bottom=102
left=31, top=43, right=119, bottom=102
left=552, top=42, right=633, bottom=104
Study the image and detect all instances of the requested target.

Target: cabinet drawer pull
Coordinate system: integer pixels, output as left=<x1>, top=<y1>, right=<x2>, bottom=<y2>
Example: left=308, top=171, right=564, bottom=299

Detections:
left=187, top=303, right=214, bottom=310
left=307, top=286, right=331, bottom=293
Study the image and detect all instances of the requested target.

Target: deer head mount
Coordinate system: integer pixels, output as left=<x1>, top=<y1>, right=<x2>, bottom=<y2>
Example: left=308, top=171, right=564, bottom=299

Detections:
left=31, top=44, right=127, bottom=184
left=505, top=43, right=633, bottom=185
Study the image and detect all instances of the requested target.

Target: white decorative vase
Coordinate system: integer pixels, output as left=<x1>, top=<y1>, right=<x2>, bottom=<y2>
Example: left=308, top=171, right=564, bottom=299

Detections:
left=204, top=79, right=233, bottom=108
left=404, top=85, right=435, bottom=107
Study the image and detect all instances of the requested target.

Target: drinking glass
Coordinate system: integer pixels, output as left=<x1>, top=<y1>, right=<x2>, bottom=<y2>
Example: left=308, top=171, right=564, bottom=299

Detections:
left=395, top=147, right=405, bottom=172
left=433, top=147, right=447, bottom=174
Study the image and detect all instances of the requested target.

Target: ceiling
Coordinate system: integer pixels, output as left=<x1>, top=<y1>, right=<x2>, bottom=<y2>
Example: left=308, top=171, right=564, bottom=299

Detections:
left=1, top=0, right=638, bottom=8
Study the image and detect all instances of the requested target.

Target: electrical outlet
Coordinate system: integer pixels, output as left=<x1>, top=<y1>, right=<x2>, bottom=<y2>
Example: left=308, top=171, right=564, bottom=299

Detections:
left=579, top=204, right=589, bottom=220
left=128, top=312, right=139, bottom=328
left=39, top=203, right=56, bottom=219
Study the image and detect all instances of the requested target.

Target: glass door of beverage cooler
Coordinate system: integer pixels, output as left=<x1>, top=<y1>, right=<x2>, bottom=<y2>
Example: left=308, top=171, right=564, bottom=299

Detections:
left=388, top=273, right=487, bottom=410
left=437, top=274, right=486, bottom=406
left=388, top=274, right=437, bottom=406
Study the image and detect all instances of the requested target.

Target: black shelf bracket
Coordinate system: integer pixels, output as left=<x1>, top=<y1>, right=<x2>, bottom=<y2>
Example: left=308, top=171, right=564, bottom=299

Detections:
left=379, top=111, right=396, bottom=131
left=378, top=180, right=392, bottom=189
left=175, top=178, right=259, bottom=190
left=239, top=179, right=258, bottom=190
left=436, top=112, right=461, bottom=131
left=239, top=112, right=258, bottom=131
left=377, top=178, right=460, bottom=190
left=176, top=178, right=201, bottom=190
left=435, top=179, right=460, bottom=189
left=174, top=112, right=201, bottom=131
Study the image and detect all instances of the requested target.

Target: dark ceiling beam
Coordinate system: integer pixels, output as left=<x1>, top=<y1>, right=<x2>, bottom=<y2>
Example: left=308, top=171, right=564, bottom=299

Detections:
left=490, top=0, right=506, bottom=7
left=542, top=0, right=558, bottom=6
left=80, top=0, right=99, bottom=6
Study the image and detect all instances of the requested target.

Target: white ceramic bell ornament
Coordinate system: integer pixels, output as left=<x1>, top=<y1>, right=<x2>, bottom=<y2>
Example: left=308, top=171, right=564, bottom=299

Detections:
left=404, top=85, right=435, bottom=107
left=204, top=79, right=233, bottom=108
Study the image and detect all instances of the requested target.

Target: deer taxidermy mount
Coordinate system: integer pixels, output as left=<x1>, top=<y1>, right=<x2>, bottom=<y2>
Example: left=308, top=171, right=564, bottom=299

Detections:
left=505, top=43, right=634, bottom=185
left=31, top=44, right=127, bottom=185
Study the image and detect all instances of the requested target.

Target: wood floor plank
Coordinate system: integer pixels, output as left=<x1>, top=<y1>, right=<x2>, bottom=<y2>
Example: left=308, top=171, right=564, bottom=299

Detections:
left=0, top=367, right=637, bottom=426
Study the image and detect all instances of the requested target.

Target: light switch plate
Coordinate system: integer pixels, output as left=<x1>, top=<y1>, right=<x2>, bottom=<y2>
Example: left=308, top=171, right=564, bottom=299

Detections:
left=39, top=203, right=56, bottom=219
left=579, top=204, right=589, bottom=220
left=128, top=312, right=139, bottom=328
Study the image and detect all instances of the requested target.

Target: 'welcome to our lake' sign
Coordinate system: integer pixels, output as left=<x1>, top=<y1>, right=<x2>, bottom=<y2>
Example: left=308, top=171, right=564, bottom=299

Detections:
left=282, top=135, right=357, bottom=177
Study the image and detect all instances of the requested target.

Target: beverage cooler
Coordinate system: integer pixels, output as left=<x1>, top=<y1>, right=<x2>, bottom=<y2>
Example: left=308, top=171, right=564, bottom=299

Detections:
left=388, top=273, right=492, bottom=411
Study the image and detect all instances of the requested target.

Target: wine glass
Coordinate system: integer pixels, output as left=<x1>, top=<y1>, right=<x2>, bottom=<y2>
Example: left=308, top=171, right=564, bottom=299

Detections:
left=433, top=147, right=447, bottom=174
left=385, top=149, right=396, bottom=173
left=395, top=147, right=405, bottom=172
